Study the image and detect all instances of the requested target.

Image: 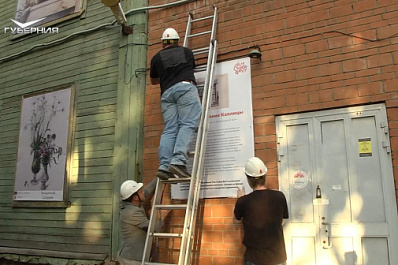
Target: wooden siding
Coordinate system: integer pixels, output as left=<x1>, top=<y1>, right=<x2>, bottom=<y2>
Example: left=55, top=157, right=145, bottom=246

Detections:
left=0, top=0, right=122, bottom=262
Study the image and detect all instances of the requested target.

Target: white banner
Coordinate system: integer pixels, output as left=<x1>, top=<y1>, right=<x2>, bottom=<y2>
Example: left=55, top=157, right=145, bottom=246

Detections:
left=172, top=57, right=254, bottom=199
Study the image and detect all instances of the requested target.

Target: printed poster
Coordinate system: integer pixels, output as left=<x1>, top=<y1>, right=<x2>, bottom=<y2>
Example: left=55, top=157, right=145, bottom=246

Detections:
left=14, top=88, right=72, bottom=202
left=171, top=57, right=255, bottom=199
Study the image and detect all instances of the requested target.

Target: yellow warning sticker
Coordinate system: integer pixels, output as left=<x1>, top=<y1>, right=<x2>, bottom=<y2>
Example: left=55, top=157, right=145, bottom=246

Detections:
left=358, top=138, right=372, bottom=157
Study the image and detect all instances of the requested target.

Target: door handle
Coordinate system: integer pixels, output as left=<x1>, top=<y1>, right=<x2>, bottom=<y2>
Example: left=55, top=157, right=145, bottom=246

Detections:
left=321, top=217, right=332, bottom=249
left=316, top=185, right=322, bottom=198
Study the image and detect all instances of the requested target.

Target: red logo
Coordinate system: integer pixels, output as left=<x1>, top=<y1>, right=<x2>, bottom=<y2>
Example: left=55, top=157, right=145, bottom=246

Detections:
left=233, top=62, right=247, bottom=75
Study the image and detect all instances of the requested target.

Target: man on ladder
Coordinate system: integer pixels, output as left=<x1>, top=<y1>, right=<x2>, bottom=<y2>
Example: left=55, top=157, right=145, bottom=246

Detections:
left=150, top=27, right=202, bottom=181
left=144, top=8, right=218, bottom=264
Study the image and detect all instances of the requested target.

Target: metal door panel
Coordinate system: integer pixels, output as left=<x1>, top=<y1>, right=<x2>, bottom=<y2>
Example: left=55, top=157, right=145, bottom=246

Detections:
left=318, top=237, right=355, bottom=265
left=286, top=123, right=315, bottom=223
left=277, top=104, right=398, bottom=265
left=318, top=119, right=352, bottom=224
left=351, top=117, right=386, bottom=222
left=291, top=237, right=316, bottom=265
left=362, top=237, right=389, bottom=265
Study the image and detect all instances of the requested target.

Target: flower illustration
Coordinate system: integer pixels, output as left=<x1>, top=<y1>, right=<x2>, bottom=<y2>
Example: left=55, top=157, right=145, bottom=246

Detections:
left=24, top=94, right=63, bottom=187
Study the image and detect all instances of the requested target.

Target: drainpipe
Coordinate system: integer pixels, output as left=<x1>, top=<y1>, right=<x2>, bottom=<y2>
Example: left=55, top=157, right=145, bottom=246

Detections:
left=106, top=0, right=196, bottom=261
left=109, top=0, right=148, bottom=260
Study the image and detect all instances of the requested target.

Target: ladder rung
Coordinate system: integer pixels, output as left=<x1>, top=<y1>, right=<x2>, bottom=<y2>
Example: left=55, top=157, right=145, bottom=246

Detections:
left=155, top=204, right=187, bottom=210
left=188, top=151, right=195, bottom=157
left=161, top=178, right=191, bottom=184
left=194, top=68, right=206, bottom=73
left=192, top=15, right=214, bottom=23
left=152, top=232, right=182, bottom=238
left=187, top=30, right=212, bottom=38
left=192, top=47, right=209, bottom=53
left=194, top=65, right=207, bottom=71
left=193, top=50, right=210, bottom=56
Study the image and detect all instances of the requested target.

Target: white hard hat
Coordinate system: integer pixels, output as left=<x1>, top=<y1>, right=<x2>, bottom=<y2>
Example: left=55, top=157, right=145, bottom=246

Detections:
left=161, top=28, right=180, bottom=40
left=120, top=180, right=143, bottom=200
left=245, top=157, right=268, bottom=178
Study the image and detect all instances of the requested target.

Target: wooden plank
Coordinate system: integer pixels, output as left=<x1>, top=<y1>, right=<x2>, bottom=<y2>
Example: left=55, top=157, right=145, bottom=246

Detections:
left=1, top=233, right=110, bottom=246
left=72, top=142, right=114, bottom=153
left=77, top=105, right=117, bottom=117
left=2, top=59, right=119, bottom=98
left=1, top=239, right=109, bottom=253
left=74, top=120, right=115, bottom=131
left=0, top=33, right=120, bottom=82
left=72, top=150, right=114, bottom=160
left=70, top=181, right=112, bottom=191
left=0, top=203, right=112, bottom=213
left=76, top=112, right=115, bottom=124
left=0, top=153, right=17, bottom=163
left=0, top=168, right=15, bottom=176
left=73, top=134, right=115, bottom=146
left=70, top=189, right=113, bottom=198
left=0, top=217, right=111, bottom=227
left=0, top=116, right=20, bottom=127
left=70, top=173, right=114, bottom=182
left=1, top=211, right=111, bottom=221
left=0, top=225, right=111, bottom=237
left=1, top=38, right=119, bottom=80
left=0, top=247, right=107, bottom=261
left=1, top=50, right=119, bottom=100
left=75, top=127, right=115, bottom=139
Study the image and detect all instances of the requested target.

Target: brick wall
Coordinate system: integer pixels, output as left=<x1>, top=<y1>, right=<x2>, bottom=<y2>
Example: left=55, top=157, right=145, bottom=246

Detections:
left=144, top=0, right=398, bottom=264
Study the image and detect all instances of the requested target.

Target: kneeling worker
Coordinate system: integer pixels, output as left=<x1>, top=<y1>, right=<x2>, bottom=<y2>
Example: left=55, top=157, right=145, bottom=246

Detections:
left=118, top=179, right=156, bottom=265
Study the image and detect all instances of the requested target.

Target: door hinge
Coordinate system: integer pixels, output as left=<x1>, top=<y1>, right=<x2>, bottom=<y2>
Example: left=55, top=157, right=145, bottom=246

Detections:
left=277, top=132, right=284, bottom=144
left=278, top=150, right=284, bottom=162
left=380, top=121, right=389, bottom=134
left=382, top=141, right=391, bottom=154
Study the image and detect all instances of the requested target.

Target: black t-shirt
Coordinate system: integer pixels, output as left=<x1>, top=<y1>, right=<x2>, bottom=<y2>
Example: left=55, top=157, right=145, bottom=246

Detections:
left=234, top=189, right=289, bottom=265
left=150, top=45, right=196, bottom=94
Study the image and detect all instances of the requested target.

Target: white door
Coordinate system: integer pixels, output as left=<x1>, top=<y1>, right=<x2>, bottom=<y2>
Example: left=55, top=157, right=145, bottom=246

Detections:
left=276, top=104, right=398, bottom=265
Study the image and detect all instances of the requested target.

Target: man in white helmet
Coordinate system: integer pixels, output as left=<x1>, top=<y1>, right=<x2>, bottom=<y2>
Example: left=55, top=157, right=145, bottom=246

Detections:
left=118, top=179, right=157, bottom=265
left=149, top=27, right=202, bottom=180
left=234, top=157, right=289, bottom=265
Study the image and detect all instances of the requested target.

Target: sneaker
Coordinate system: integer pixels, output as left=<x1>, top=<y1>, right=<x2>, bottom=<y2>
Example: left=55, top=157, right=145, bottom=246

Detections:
left=156, top=170, right=174, bottom=180
left=169, top=164, right=191, bottom=178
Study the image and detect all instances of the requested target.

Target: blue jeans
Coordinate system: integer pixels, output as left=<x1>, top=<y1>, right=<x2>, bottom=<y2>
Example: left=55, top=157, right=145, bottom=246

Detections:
left=158, top=82, right=202, bottom=171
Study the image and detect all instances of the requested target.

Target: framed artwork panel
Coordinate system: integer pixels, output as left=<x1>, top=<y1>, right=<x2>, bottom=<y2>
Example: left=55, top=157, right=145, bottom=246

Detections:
left=15, top=0, right=84, bottom=26
left=13, top=86, right=74, bottom=207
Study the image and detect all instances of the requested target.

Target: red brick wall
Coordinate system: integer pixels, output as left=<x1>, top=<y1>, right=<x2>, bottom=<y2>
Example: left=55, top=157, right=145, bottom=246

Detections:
left=144, top=0, right=398, bottom=263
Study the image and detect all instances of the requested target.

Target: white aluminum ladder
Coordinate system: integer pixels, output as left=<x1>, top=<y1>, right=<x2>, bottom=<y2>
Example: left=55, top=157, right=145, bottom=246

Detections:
left=142, top=6, right=218, bottom=265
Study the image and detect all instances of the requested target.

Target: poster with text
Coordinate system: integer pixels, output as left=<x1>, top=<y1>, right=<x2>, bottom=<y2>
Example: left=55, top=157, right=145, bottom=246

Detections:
left=171, top=57, right=255, bottom=199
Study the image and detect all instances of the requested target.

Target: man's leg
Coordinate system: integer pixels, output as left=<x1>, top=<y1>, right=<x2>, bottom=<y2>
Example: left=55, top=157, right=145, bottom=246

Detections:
left=157, top=90, right=179, bottom=179
left=169, top=83, right=201, bottom=177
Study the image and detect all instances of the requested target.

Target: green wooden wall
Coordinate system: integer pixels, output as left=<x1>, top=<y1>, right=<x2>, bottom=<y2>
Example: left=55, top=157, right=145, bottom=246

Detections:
left=0, top=0, right=148, bottom=263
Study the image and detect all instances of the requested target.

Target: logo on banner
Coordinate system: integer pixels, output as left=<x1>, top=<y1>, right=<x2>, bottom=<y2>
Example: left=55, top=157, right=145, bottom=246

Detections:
left=4, top=17, right=59, bottom=34
left=233, top=61, right=248, bottom=75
